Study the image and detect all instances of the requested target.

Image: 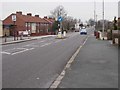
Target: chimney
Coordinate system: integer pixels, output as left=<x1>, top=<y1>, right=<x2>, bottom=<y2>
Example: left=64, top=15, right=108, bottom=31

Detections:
left=27, top=13, right=32, bottom=16
left=49, top=17, right=52, bottom=19
left=16, top=11, right=22, bottom=15
left=35, top=15, right=39, bottom=17
left=44, top=16, right=47, bottom=19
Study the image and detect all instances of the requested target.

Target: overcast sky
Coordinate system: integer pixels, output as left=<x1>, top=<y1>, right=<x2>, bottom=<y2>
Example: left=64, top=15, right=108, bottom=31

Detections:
left=0, top=0, right=119, bottom=22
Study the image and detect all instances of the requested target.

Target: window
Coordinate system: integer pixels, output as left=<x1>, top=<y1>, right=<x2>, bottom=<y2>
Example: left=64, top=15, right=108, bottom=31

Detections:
left=28, top=23, right=30, bottom=27
left=31, top=23, right=36, bottom=33
left=25, top=23, right=27, bottom=27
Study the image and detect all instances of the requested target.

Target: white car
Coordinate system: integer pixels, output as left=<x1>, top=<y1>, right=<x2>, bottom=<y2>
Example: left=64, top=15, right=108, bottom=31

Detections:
left=80, top=29, right=87, bottom=35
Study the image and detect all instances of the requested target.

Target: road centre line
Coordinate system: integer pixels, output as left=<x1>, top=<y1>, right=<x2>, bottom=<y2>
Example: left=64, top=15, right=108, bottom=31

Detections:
left=49, top=36, right=88, bottom=88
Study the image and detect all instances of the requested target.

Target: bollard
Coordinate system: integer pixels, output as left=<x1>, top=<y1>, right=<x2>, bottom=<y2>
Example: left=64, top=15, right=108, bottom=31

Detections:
left=63, top=31, right=66, bottom=37
left=20, top=32, right=23, bottom=40
left=96, top=32, right=100, bottom=39
left=4, top=33, right=7, bottom=42
left=14, top=32, right=16, bottom=41
left=96, top=32, right=98, bottom=39
left=58, top=31, right=62, bottom=38
left=94, top=31, right=96, bottom=36
left=17, top=31, right=19, bottom=40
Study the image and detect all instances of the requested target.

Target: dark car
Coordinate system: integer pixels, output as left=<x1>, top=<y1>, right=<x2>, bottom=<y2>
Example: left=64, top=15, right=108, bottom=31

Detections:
left=75, top=29, right=79, bottom=32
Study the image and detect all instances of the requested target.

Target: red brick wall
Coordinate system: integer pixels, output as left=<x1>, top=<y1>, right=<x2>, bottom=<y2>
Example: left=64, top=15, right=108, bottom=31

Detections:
left=3, top=14, right=26, bottom=33
left=3, top=13, right=54, bottom=36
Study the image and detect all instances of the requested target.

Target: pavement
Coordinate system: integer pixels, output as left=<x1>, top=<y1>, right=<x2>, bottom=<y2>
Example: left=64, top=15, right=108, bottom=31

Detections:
left=0, top=35, right=57, bottom=45
left=58, top=35, right=118, bottom=88
left=0, top=32, right=76, bottom=45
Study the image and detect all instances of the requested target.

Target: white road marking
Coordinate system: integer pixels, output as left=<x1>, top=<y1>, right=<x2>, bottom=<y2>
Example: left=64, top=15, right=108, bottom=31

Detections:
left=3, top=48, right=16, bottom=52
left=40, top=43, right=51, bottom=47
left=17, top=48, right=28, bottom=50
left=40, top=40, right=45, bottom=43
left=11, top=48, right=34, bottom=55
left=1, top=51, right=11, bottom=55
left=28, top=48, right=34, bottom=50
left=36, top=77, right=40, bottom=80
left=11, top=49, right=29, bottom=55
left=25, top=44, right=39, bottom=47
left=49, top=36, right=88, bottom=88
left=54, top=40, right=61, bottom=43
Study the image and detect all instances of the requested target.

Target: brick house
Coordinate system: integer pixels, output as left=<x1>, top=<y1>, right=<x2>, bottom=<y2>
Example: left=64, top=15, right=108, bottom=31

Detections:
left=43, top=16, right=55, bottom=35
left=0, top=20, right=3, bottom=37
left=3, top=11, right=55, bottom=36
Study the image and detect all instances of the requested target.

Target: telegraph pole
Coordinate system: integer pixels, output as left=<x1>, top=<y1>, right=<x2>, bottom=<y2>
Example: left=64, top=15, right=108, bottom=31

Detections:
left=102, top=0, right=105, bottom=40
left=94, top=1, right=96, bottom=29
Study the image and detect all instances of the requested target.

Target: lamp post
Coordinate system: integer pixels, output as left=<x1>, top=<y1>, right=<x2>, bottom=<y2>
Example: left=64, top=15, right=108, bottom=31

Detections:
left=96, top=15, right=98, bottom=29
left=94, top=1, right=96, bottom=30
left=12, top=14, right=16, bottom=41
left=102, top=0, right=105, bottom=40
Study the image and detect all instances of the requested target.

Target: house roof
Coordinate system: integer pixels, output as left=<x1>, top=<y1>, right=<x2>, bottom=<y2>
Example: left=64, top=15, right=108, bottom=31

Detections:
left=17, top=14, right=49, bottom=23
left=3, top=12, right=55, bottom=25
left=43, top=18, right=55, bottom=24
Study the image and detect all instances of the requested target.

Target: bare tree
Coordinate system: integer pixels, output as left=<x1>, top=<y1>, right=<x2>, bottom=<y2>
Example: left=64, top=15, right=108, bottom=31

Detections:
left=50, top=5, right=67, bottom=19
left=50, top=5, right=77, bottom=32
left=62, top=16, right=77, bottom=31
left=88, top=18, right=95, bottom=26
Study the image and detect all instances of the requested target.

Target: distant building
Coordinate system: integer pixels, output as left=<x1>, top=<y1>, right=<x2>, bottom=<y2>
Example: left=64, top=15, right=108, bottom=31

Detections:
left=0, top=20, right=3, bottom=37
left=75, top=23, right=80, bottom=29
left=118, top=1, right=120, bottom=28
left=3, top=11, right=55, bottom=36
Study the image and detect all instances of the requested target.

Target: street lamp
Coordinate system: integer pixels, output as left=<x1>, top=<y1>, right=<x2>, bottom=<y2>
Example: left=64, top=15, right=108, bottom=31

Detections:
left=94, top=1, right=96, bottom=30
left=102, top=0, right=105, bottom=40
left=12, top=14, right=16, bottom=41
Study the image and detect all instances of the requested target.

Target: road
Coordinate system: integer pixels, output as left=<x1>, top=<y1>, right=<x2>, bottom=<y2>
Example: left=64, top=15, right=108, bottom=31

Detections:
left=2, top=28, right=92, bottom=88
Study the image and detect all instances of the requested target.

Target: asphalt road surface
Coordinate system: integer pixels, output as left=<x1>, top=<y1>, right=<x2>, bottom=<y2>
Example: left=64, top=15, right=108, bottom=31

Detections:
left=2, top=28, right=92, bottom=88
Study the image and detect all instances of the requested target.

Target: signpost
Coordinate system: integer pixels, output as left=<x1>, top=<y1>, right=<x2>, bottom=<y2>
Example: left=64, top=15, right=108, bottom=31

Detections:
left=58, top=16, right=63, bottom=22
left=57, top=16, right=63, bottom=38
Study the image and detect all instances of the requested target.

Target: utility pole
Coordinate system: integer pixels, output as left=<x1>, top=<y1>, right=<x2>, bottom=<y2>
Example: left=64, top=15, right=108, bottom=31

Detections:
left=94, top=1, right=96, bottom=30
left=102, top=0, right=105, bottom=40
left=96, top=15, right=97, bottom=24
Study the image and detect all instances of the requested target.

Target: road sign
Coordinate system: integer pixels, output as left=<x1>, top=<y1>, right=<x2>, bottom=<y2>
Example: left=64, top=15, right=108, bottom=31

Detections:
left=58, top=16, right=63, bottom=22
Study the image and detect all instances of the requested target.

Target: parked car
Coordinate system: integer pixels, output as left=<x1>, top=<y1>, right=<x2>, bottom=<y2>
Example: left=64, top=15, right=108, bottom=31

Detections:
left=80, top=29, right=87, bottom=35
left=75, top=29, right=79, bottom=32
left=82, top=26, right=86, bottom=29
